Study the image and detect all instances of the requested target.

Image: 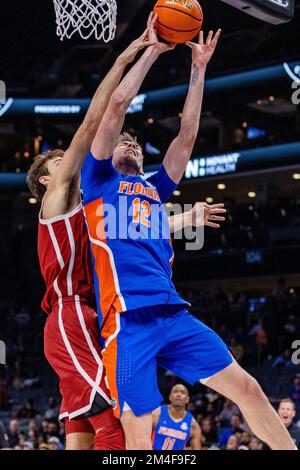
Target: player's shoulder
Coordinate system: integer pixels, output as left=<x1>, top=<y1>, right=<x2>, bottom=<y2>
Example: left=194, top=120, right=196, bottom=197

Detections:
left=186, top=410, right=195, bottom=421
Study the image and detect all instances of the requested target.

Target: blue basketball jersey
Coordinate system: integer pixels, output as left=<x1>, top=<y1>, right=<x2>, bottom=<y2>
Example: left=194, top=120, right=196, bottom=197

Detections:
left=81, top=152, right=188, bottom=321
left=153, top=405, right=193, bottom=450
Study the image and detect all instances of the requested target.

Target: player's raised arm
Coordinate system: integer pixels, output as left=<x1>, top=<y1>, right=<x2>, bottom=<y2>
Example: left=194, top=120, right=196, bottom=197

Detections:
left=50, top=34, right=154, bottom=191
left=169, top=202, right=226, bottom=233
left=91, top=13, right=175, bottom=161
left=162, top=29, right=221, bottom=184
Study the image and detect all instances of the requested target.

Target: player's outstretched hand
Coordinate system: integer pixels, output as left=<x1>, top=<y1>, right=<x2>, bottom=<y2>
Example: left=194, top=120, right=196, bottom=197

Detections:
left=119, top=27, right=156, bottom=65
left=147, top=12, right=176, bottom=54
left=191, top=201, right=226, bottom=229
left=186, top=29, right=221, bottom=67
left=119, top=12, right=176, bottom=64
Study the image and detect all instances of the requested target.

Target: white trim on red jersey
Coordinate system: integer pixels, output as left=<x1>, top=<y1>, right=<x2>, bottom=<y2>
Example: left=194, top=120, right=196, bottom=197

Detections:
left=39, top=202, right=82, bottom=225
left=44, top=215, right=111, bottom=420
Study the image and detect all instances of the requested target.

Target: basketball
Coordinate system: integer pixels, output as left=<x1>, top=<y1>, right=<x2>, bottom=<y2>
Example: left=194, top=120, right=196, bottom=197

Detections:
left=153, top=0, right=203, bottom=44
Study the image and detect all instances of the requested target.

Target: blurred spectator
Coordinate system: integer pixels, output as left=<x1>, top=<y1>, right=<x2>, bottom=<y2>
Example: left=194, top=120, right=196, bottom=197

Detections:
left=278, top=399, right=300, bottom=448
left=229, top=338, right=245, bottom=363
left=240, top=431, right=252, bottom=448
left=0, top=421, right=9, bottom=449
left=0, top=380, right=11, bottom=410
left=218, top=399, right=240, bottom=426
left=7, top=419, right=20, bottom=448
left=39, top=443, right=49, bottom=450
left=16, top=399, right=37, bottom=419
left=48, top=436, right=61, bottom=450
left=218, top=415, right=246, bottom=448
left=45, top=397, right=60, bottom=419
left=47, top=419, right=60, bottom=438
left=18, top=431, right=28, bottom=447
left=272, top=349, right=293, bottom=368
left=249, top=319, right=269, bottom=347
left=249, top=437, right=263, bottom=450
left=226, top=434, right=240, bottom=450
left=200, top=417, right=218, bottom=447
left=289, top=375, right=300, bottom=417
left=23, top=441, right=34, bottom=450
left=14, top=307, right=30, bottom=327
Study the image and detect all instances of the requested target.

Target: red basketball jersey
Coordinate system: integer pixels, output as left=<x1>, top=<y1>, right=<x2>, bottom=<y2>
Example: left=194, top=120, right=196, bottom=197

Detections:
left=38, top=203, right=94, bottom=314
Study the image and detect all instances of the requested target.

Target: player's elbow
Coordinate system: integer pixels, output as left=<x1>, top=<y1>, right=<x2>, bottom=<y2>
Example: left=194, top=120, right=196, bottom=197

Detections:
left=179, top=127, right=198, bottom=148
left=110, top=90, right=127, bottom=114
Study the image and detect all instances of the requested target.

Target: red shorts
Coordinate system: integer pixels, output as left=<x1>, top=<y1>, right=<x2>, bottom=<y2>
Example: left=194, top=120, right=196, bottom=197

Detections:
left=44, top=298, right=111, bottom=421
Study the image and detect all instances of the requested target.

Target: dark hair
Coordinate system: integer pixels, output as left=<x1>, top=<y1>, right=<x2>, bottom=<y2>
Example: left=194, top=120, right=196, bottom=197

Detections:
left=27, top=149, right=65, bottom=201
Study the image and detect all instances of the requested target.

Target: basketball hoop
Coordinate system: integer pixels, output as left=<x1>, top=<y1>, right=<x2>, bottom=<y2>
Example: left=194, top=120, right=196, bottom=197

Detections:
left=53, top=0, right=117, bottom=42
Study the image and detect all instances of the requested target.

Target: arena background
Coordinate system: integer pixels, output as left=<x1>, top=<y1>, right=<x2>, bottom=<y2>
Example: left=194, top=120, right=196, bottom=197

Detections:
left=0, top=0, right=300, bottom=451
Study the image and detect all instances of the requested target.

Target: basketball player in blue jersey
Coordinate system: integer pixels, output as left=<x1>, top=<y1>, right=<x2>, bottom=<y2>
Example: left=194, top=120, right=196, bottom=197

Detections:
left=81, top=13, right=296, bottom=450
left=153, top=384, right=201, bottom=450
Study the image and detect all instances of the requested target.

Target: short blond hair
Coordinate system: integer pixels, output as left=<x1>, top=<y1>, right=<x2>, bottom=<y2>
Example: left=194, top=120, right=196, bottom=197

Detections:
left=117, top=132, right=139, bottom=146
left=279, top=398, right=296, bottom=410
left=27, top=149, right=65, bottom=201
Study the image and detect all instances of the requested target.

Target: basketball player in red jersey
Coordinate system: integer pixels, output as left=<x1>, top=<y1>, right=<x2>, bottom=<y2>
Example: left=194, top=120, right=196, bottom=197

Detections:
left=26, top=17, right=160, bottom=450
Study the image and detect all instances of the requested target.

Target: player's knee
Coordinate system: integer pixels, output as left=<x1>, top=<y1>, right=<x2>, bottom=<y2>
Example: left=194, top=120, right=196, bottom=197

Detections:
left=239, top=375, right=267, bottom=404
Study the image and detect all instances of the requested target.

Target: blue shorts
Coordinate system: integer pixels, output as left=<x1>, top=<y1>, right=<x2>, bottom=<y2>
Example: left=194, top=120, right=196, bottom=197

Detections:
left=101, top=305, right=233, bottom=418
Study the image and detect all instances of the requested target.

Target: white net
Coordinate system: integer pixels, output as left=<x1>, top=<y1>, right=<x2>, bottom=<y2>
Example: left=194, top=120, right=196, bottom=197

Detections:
left=53, top=0, right=117, bottom=42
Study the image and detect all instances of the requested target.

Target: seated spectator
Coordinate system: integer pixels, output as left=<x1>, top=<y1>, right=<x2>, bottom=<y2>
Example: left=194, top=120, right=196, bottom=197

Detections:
left=200, top=417, right=219, bottom=447
left=23, top=441, right=34, bottom=450
left=289, top=375, right=300, bottom=417
left=16, top=398, right=37, bottom=419
left=28, top=429, right=39, bottom=450
left=226, top=434, right=240, bottom=450
left=7, top=419, right=20, bottom=448
left=0, top=380, right=11, bottom=410
left=277, top=398, right=300, bottom=448
left=240, top=431, right=252, bottom=448
left=0, top=421, right=9, bottom=449
left=229, top=338, right=245, bottom=362
left=44, top=397, right=59, bottom=419
left=249, top=437, right=263, bottom=450
left=18, top=431, right=28, bottom=448
left=218, top=399, right=240, bottom=426
left=218, top=415, right=246, bottom=448
left=39, top=443, right=49, bottom=450
left=272, top=349, right=293, bottom=368
left=48, top=436, right=61, bottom=451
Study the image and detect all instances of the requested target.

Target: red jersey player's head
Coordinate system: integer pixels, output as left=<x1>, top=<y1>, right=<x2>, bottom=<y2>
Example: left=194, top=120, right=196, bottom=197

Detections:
left=113, top=132, right=144, bottom=176
left=27, top=149, right=65, bottom=201
left=169, top=384, right=190, bottom=410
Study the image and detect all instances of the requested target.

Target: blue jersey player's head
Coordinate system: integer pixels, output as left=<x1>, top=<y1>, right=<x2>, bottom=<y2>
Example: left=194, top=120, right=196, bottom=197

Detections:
left=112, top=132, right=144, bottom=177
left=169, top=384, right=190, bottom=411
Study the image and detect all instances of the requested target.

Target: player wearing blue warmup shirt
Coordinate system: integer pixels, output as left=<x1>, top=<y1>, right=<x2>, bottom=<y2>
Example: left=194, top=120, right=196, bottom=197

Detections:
left=153, top=384, right=201, bottom=450
left=81, top=12, right=296, bottom=451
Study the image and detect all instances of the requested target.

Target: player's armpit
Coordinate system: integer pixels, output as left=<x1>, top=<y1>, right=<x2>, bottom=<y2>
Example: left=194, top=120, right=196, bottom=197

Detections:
left=40, top=181, right=80, bottom=220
